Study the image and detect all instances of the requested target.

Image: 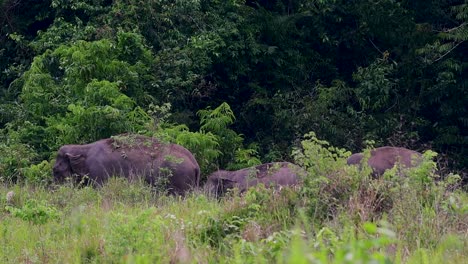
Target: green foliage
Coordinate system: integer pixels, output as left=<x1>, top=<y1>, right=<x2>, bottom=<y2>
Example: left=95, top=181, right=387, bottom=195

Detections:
left=6, top=199, right=58, bottom=225
left=353, top=54, right=396, bottom=112
left=231, top=146, right=262, bottom=170
left=0, top=132, right=38, bottom=183
left=198, top=102, right=260, bottom=170
left=293, top=132, right=365, bottom=221
left=2, top=0, right=468, bottom=176
left=200, top=184, right=297, bottom=249
left=284, top=222, right=395, bottom=264
left=168, top=127, right=221, bottom=174
left=150, top=102, right=259, bottom=175
left=29, top=17, right=97, bottom=54
left=288, top=133, right=467, bottom=263
left=0, top=172, right=466, bottom=263
left=406, top=235, right=467, bottom=264
left=198, top=102, right=236, bottom=133
left=411, top=1, right=468, bottom=172
left=106, top=209, right=166, bottom=260
left=292, top=131, right=466, bottom=246
left=21, top=160, right=52, bottom=185
left=1, top=1, right=468, bottom=261
left=8, top=32, right=155, bottom=161
left=197, top=102, right=243, bottom=164
left=293, top=131, right=351, bottom=176
left=44, top=80, right=150, bottom=148
left=0, top=0, right=53, bottom=93
left=146, top=102, right=222, bottom=175
left=99, top=177, right=154, bottom=206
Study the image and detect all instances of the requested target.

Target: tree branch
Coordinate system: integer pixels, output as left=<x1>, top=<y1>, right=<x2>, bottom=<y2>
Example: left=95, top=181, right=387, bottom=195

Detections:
left=432, top=41, right=464, bottom=63
left=433, top=22, right=467, bottom=33
left=368, top=38, right=397, bottom=64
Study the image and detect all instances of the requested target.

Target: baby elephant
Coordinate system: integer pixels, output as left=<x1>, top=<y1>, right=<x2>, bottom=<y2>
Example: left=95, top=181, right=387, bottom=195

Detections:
left=205, top=162, right=305, bottom=197
left=347, top=146, right=422, bottom=177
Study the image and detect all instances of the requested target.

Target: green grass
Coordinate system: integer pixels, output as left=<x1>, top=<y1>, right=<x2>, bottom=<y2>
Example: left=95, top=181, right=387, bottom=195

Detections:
left=0, top=176, right=466, bottom=264
left=1, top=137, right=467, bottom=263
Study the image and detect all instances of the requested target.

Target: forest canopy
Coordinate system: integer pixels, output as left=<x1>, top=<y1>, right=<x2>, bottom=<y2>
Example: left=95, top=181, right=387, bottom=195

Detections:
left=1, top=0, right=467, bottom=182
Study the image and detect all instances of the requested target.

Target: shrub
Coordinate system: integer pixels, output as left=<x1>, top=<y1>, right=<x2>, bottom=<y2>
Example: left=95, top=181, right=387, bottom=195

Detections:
left=292, top=131, right=357, bottom=221
left=21, top=160, right=52, bottom=185
left=0, top=132, right=38, bottom=183
left=6, top=199, right=58, bottom=225
left=283, top=221, right=395, bottom=264
left=7, top=32, right=156, bottom=164
left=149, top=102, right=260, bottom=177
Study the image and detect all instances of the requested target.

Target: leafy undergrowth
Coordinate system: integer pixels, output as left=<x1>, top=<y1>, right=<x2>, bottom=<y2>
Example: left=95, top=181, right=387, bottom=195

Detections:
left=0, top=179, right=466, bottom=263
left=0, top=135, right=467, bottom=263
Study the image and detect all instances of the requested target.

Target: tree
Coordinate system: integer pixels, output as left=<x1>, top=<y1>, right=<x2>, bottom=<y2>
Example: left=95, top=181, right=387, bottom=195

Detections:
left=4, top=32, right=155, bottom=160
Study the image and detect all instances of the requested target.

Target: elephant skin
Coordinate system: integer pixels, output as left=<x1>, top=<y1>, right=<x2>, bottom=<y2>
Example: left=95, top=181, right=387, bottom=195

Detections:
left=347, top=146, right=422, bottom=177
left=205, top=162, right=305, bottom=197
left=53, top=134, right=200, bottom=194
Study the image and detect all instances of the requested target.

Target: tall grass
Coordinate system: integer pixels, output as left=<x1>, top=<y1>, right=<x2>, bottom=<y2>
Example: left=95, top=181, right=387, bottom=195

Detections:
left=0, top=135, right=467, bottom=263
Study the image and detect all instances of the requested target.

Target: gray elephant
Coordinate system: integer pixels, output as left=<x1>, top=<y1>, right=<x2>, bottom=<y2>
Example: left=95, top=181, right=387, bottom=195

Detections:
left=53, top=134, right=200, bottom=194
left=204, top=162, right=305, bottom=197
left=347, top=146, right=422, bottom=177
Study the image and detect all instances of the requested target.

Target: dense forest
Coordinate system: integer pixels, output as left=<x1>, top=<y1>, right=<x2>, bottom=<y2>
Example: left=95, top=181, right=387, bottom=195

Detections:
left=1, top=0, right=467, bottom=180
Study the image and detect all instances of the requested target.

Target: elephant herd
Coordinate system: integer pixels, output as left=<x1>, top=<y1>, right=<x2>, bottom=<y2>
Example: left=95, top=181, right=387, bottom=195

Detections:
left=53, top=134, right=424, bottom=196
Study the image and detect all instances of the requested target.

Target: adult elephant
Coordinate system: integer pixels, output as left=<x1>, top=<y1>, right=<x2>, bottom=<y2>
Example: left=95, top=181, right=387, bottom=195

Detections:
left=347, top=146, right=422, bottom=177
left=205, top=162, right=305, bottom=197
left=52, top=134, right=200, bottom=194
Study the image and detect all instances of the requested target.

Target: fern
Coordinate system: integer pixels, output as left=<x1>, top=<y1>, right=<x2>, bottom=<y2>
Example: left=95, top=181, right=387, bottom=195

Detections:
left=197, top=102, right=236, bottom=133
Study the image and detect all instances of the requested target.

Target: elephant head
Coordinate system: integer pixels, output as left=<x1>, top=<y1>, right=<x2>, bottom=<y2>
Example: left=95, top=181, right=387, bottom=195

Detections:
left=205, top=170, right=237, bottom=197
left=347, top=153, right=364, bottom=167
left=52, top=145, right=87, bottom=183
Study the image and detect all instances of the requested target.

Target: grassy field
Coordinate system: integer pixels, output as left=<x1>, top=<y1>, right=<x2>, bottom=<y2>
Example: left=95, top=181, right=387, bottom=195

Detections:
left=1, top=142, right=467, bottom=263
left=1, top=176, right=467, bottom=263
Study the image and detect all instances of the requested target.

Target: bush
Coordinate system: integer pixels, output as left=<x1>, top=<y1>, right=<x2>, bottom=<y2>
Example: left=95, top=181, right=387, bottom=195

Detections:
left=0, top=134, right=38, bottom=183
left=150, top=102, right=260, bottom=177
left=283, top=221, right=395, bottom=264
left=292, top=131, right=357, bottom=221
left=21, top=160, right=52, bottom=185
left=6, top=199, right=58, bottom=225
left=8, top=32, right=156, bottom=164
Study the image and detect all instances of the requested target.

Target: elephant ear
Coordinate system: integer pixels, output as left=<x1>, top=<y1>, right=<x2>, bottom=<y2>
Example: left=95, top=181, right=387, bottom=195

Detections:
left=66, top=153, right=86, bottom=174
left=218, top=178, right=236, bottom=189
left=216, top=178, right=237, bottom=195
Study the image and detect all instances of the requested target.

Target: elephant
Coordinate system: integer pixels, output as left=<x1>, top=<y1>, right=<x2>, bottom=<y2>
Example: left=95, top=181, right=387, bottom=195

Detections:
left=52, top=134, right=200, bottom=194
left=204, top=162, right=305, bottom=197
left=347, top=146, right=422, bottom=177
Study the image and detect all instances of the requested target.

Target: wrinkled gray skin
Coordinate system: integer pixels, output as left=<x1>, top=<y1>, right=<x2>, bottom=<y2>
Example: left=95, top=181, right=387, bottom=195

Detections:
left=347, top=146, right=422, bottom=177
left=53, top=135, right=200, bottom=195
left=205, top=162, right=305, bottom=197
